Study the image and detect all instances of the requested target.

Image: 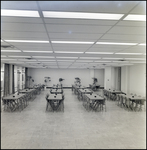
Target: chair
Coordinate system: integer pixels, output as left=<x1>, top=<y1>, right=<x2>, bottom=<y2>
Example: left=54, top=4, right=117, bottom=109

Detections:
left=124, top=97, right=131, bottom=111
left=100, top=98, right=106, bottom=112
left=116, top=95, right=121, bottom=106
left=139, top=97, right=146, bottom=111
left=45, top=94, right=50, bottom=111
left=2, top=97, right=7, bottom=111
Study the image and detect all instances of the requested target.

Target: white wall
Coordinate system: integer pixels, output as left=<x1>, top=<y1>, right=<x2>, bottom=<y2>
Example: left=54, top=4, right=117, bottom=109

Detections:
left=28, top=68, right=105, bottom=87
left=104, top=67, right=112, bottom=90
left=111, top=67, right=115, bottom=90
left=121, top=64, right=146, bottom=96
left=9, top=64, right=13, bottom=94
left=94, top=69, right=104, bottom=87
left=104, top=67, right=121, bottom=90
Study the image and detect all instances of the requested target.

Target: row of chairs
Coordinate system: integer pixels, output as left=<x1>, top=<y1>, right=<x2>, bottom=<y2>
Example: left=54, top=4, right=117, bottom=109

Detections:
left=116, top=94, right=146, bottom=112
left=2, top=94, right=29, bottom=112
left=45, top=93, right=65, bottom=112
left=1, top=87, right=42, bottom=112
left=83, top=93, right=106, bottom=112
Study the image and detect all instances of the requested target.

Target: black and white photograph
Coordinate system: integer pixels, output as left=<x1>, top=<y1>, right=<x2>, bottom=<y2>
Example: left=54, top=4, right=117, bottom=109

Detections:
left=1, top=1, right=146, bottom=149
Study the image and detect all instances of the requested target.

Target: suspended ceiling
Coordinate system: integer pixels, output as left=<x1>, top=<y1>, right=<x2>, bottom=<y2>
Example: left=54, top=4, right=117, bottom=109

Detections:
left=1, top=1, right=146, bottom=69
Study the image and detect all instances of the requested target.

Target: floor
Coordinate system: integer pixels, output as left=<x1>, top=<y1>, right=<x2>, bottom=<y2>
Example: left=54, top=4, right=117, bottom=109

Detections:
left=1, top=89, right=146, bottom=149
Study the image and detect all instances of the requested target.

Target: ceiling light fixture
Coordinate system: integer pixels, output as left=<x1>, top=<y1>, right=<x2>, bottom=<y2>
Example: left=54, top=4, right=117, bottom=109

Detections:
left=56, top=57, right=78, bottom=59
left=130, top=61, right=146, bottom=63
left=23, top=50, right=53, bottom=53
left=1, top=9, right=40, bottom=17
left=138, top=43, right=146, bottom=46
left=79, top=57, right=101, bottom=59
left=42, top=11, right=124, bottom=20
left=85, top=52, right=114, bottom=54
left=32, top=56, right=54, bottom=58
left=38, top=59, right=56, bottom=62
left=102, top=57, right=124, bottom=59
left=1, top=50, right=21, bottom=52
left=5, top=40, right=49, bottom=43
left=112, top=61, right=129, bottom=63
left=94, top=61, right=112, bottom=62
left=96, top=42, right=137, bottom=45
left=124, top=58, right=146, bottom=60
left=57, top=60, right=75, bottom=61
left=54, top=51, right=84, bottom=53
left=76, top=60, right=94, bottom=62
left=8, top=55, right=31, bottom=57
left=52, top=41, right=94, bottom=44
left=123, top=14, right=146, bottom=21
left=115, top=53, right=143, bottom=55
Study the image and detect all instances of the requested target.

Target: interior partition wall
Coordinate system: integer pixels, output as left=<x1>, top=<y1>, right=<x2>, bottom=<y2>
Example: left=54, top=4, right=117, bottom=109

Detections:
left=1, top=63, right=5, bottom=97
left=27, top=68, right=105, bottom=88
left=121, top=64, right=146, bottom=96
left=104, top=66, right=121, bottom=90
left=4, top=64, right=10, bottom=96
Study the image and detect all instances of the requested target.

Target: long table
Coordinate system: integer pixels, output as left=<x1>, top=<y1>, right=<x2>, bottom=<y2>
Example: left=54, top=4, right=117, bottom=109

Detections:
left=89, top=84, right=100, bottom=91
left=83, top=93, right=106, bottom=111
left=77, top=88, right=93, bottom=100
left=103, top=89, right=123, bottom=101
left=51, top=84, right=62, bottom=89
left=29, top=84, right=45, bottom=94
left=19, top=89, right=36, bottom=101
left=46, top=94, right=64, bottom=112
left=2, top=93, right=27, bottom=112
left=50, top=89, right=63, bottom=94
left=72, top=84, right=86, bottom=95
left=118, top=94, right=146, bottom=111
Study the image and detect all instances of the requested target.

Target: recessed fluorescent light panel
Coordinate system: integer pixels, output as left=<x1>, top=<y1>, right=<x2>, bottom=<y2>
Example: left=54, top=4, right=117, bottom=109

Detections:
left=56, top=57, right=78, bottom=59
left=123, top=14, right=146, bottom=21
left=52, top=41, right=94, bottom=44
left=1, top=59, right=17, bottom=60
left=112, top=61, right=129, bottom=63
left=76, top=60, right=93, bottom=62
left=115, top=53, right=143, bottom=55
left=96, top=42, right=137, bottom=45
left=54, top=51, right=83, bottom=53
left=79, top=57, right=101, bottom=59
left=5, top=40, right=49, bottom=43
left=38, top=59, right=56, bottom=62
left=25, top=62, right=41, bottom=63
left=138, top=43, right=146, bottom=46
left=23, top=51, right=53, bottom=53
left=32, top=56, right=54, bottom=58
left=57, top=60, right=75, bottom=61
left=42, top=11, right=124, bottom=20
left=124, top=58, right=146, bottom=60
left=8, top=56, right=31, bottom=57
left=1, top=50, right=21, bottom=52
left=8, top=62, right=25, bottom=64
left=130, top=61, right=146, bottom=63
left=85, top=52, right=114, bottom=54
left=102, top=58, right=124, bottom=59
left=1, top=9, right=40, bottom=17
left=18, top=59, right=36, bottom=61
left=94, top=61, right=112, bottom=62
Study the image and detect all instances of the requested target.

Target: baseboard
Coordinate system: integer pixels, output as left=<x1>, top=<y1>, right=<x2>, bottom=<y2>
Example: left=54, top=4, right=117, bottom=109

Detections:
left=46, top=86, right=104, bottom=89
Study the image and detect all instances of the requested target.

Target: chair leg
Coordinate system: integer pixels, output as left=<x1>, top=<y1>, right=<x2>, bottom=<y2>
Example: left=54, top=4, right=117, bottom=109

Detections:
left=46, top=101, right=49, bottom=111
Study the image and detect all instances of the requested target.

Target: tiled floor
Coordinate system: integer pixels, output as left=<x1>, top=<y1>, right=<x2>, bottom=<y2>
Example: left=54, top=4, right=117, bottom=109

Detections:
left=1, top=89, right=146, bottom=149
